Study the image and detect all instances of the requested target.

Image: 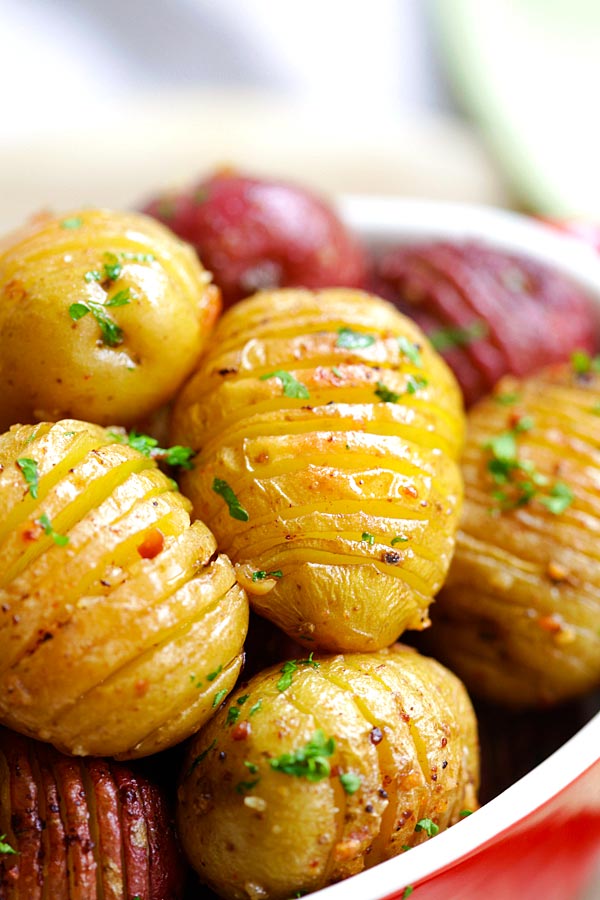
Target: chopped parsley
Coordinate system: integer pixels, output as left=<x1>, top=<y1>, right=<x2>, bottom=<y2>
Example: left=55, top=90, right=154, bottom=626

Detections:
left=237, top=694, right=250, bottom=706
left=361, top=532, right=375, bottom=545
left=494, top=391, right=521, bottom=406
left=235, top=778, right=260, bottom=794
left=402, top=888, right=414, bottom=899
left=405, top=375, right=428, bottom=395
left=375, top=376, right=427, bottom=403
left=391, top=535, right=409, bottom=546
left=187, top=739, right=216, bottom=776
left=120, top=251, right=155, bottom=263
left=336, top=327, right=375, bottom=349
left=459, top=809, right=473, bottom=817
left=17, top=457, right=39, bottom=498
left=69, top=291, right=132, bottom=347
left=38, top=513, right=69, bottom=547
left=397, top=336, right=422, bottom=367
left=339, top=772, right=362, bottom=794
left=212, top=478, right=249, bottom=521
left=0, top=834, right=16, bottom=855
left=276, top=653, right=319, bottom=692
left=571, top=349, right=600, bottom=375
left=332, top=366, right=343, bottom=377
left=226, top=706, right=241, bottom=726
left=260, top=370, right=310, bottom=399
left=415, top=817, right=439, bottom=838
left=484, top=418, right=574, bottom=515
left=249, top=700, right=262, bottom=716
left=189, top=674, right=202, bottom=689
left=269, top=729, right=335, bottom=781
left=108, top=429, right=195, bottom=469
left=374, top=381, right=400, bottom=403
left=252, top=569, right=283, bottom=582
left=244, top=761, right=259, bottom=774
left=60, top=216, right=83, bottom=230
left=84, top=270, right=102, bottom=283
left=102, top=252, right=123, bottom=282
left=429, top=320, right=487, bottom=353
left=206, top=665, right=223, bottom=682
left=212, top=688, right=228, bottom=708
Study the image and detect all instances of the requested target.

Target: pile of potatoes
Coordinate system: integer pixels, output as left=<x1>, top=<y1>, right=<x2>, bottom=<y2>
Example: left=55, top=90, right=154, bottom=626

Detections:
left=0, top=181, right=598, bottom=900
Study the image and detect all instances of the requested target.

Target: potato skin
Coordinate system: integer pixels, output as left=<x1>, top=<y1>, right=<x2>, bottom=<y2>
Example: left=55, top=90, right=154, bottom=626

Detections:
left=0, top=727, right=186, bottom=899
left=0, top=208, right=220, bottom=430
left=177, top=644, right=479, bottom=900
left=427, top=364, right=600, bottom=706
left=0, top=419, right=248, bottom=757
left=171, top=288, right=465, bottom=652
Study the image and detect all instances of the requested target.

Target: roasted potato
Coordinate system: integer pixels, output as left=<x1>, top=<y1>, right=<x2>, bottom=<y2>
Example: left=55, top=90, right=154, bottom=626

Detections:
left=171, top=288, right=465, bottom=652
left=0, top=727, right=186, bottom=899
left=177, top=644, right=479, bottom=900
left=0, top=419, right=248, bottom=758
left=373, top=241, right=597, bottom=405
left=142, top=170, right=367, bottom=307
left=427, top=361, right=600, bottom=706
left=0, top=208, right=220, bottom=431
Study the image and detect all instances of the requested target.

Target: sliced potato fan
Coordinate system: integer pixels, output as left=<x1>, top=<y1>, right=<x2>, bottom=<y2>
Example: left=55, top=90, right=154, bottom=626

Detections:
left=428, top=362, right=600, bottom=706
left=177, top=644, right=479, bottom=900
left=171, top=288, right=465, bottom=652
left=0, top=419, right=248, bottom=758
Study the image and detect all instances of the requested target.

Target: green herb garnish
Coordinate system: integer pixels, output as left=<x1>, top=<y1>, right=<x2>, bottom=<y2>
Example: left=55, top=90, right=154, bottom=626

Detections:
left=212, top=478, right=249, bottom=521
left=38, top=513, right=69, bottom=546
left=186, top=739, right=216, bottom=776
left=69, top=295, right=129, bottom=347
left=16, top=457, right=39, bottom=498
left=429, top=321, right=487, bottom=353
left=252, top=569, right=283, bottom=582
left=374, top=381, right=400, bottom=403
left=249, top=700, right=262, bottom=716
left=361, top=532, right=375, bottom=545
left=108, top=429, right=195, bottom=469
left=0, top=834, right=17, bottom=855
left=415, top=817, right=439, bottom=837
left=405, top=374, right=428, bottom=395
left=206, top=665, right=223, bottom=682
left=336, top=327, right=375, bottom=349
left=459, top=809, right=473, bottom=817
left=235, top=778, right=260, bottom=794
left=60, top=216, right=83, bottom=230
left=270, top=729, right=335, bottom=781
left=237, top=694, right=250, bottom=706
left=244, top=761, right=259, bottom=774
left=226, top=706, right=241, bottom=726
left=397, top=336, right=422, bottom=366
left=260, top=370, right=310, bottom=399
left=494, top=392, right=521, bottom=406
left=538, top=481, right=574, bottom=515
left=391, top=535, right=409, bottom=546
left=84, top=270, right=102, bottom=283
left=571, top=349, right=600, bottom=375
left=339, top=772, right=362, bottom=794
left=102, top=252, right=123, bottom=282
left=402, top=888, right=414, bottom=899
left=332, top=366, right=343, bottom=377
left=212, top=688, right=228, bottom=708
left=276, top=652, right=319, bottom=692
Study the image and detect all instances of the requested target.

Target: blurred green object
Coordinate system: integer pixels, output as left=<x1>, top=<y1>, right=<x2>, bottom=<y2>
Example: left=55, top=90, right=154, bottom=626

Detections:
left=434, top=0, right=600, bottom=217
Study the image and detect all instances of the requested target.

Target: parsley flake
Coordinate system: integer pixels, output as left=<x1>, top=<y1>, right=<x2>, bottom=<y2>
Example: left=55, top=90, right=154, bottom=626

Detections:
left=108, top=430, right=195, bottom=469
left=336, top=327, right=376, bottom=349
left=38, top=513, right=69, bottom=546
left=571, top=349, right=600, bottom=375
left=375, top=381, right=400, bottom=403
left=60, top=216, right=83, bottom=230
left=68, top=296, right=128, bottom=347
left=415, top=817, right=439, bottom=838
left=252, top=569, right=283, bottom=582
left=429, top=321, right=487, bottom=353
left=212, top=478, right=249, bottom=521
left=17, top=457, right=39, bottom=498
left=84, top=270, right=102, bottom=283
left=361, top=531, right=375, bottom=545
left=539, top=481, right=574, bottom=515
left=103, top=252, right=122, bottom=282
left=270, top=729, right=335, bottom=782
left=244, top=761, right=259, bottom=774
left=459, top=809, right=473, bottom=817
left=213, top=688, right=228, bottom=708
left=105, top=288, right=132, bottom=307
left=237, top=694, right=250, bottom=706
left=397, top=336, right=422, bottom=367
left=249, top=700, right=262, bottom=716
left=226, top=706, right=241, bottom=726
left=391, top=535, right=409, bottom=546
left=405, top=374, right=428, bottom=395
left=0, top=834, right=17, bottom=855
left=402, top=888, right=414, bottom=899
left=494, top=392, right=521, bottom=406
left=260, top=370, right=310, bottom=399
left=339, top=772, right=362, bottom=794
left=276, top=653, right=320, bottom=692
left=235, top=778, right=260, bottom=794
left=186, top=739, right=216, bottom=776
left=206, top=665, right=223, bottom=682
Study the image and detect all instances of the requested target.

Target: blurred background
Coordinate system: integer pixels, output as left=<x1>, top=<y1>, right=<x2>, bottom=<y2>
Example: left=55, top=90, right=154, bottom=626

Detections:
left=1, top=0, right=599, bottom=230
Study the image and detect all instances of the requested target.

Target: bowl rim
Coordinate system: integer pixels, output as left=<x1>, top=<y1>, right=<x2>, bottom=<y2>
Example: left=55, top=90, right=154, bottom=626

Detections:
left=307, top=195, right=600, bottom=900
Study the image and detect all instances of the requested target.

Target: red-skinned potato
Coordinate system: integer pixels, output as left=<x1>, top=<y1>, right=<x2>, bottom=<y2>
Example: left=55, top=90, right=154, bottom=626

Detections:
left=177, top=644, right=479, bottom=900
left=0, top=208, right=220, bottom=431
left=142, top=170, right=367, bottom=306
left=0, top=727, right=186, bottom=899
left=373, top=241, right=597, bottom=405
left=0, top=419, right=248, bottom=758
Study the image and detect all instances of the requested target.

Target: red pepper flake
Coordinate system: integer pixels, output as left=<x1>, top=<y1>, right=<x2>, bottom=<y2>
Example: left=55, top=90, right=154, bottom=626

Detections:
left=134, top=679, right=149, bottom=697
left=137, top=528, right=164, bottom=559
left=538, top=615, right=563, bottom=634
left=231, top=721, right=251, bottom=741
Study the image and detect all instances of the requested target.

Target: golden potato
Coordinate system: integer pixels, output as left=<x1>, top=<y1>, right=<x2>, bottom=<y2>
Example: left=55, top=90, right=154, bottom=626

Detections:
left=0, top=419, right=248, bottom=758
left=177, top=644, right=479, bottom=900
left=171, top=288, right=465, bottom=652
left=427, top=362, right=600, bottom=706
left=0, top=208, right=220, bottom=430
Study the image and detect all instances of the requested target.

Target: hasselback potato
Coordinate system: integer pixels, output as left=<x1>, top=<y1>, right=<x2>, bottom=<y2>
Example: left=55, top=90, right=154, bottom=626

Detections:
left=427, top=361, right=600, bottom=706
left=171, top=288, right=465, bottom=652
left=177, top=644, right=479, bottom=900
left=0, top=419, right=248, bottom=757
left=0, top=727, right=186, bottom=899
left=0, top=208, right=220, bottom=430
